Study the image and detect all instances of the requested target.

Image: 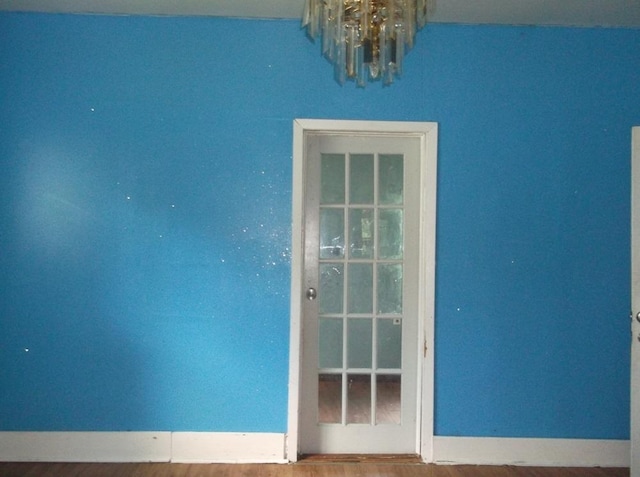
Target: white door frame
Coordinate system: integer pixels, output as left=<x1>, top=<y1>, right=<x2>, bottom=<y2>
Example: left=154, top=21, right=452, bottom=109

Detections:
left=287, top=119, right=438, bottom=462
left=631, top=126, right=640, bottom=477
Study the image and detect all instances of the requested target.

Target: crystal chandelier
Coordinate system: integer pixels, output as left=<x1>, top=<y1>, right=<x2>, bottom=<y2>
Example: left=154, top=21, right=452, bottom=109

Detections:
left=302, top=0, right=428, bottom=86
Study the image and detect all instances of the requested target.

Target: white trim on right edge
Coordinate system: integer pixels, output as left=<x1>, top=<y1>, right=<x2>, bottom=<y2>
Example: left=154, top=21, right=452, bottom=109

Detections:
left=432, top=436, right=630, bottom=467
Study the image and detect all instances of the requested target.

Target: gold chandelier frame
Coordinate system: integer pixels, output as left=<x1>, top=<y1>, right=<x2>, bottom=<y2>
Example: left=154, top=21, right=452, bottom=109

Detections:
left=303, top=0, right=429, bottom=86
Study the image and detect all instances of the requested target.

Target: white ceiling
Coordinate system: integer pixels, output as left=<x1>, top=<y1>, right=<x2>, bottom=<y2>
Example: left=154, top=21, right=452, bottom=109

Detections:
left=0, top=0, right=639, bottom=28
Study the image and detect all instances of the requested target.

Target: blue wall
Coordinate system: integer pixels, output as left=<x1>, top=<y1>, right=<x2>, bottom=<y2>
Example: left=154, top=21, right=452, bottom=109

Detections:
left=0, top=12, right=638, bottom=438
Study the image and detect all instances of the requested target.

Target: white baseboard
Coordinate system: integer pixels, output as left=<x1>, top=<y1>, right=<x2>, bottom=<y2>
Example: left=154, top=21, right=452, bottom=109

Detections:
left=0, top=432, right=628, bottom=467
left=0, top=432, right=171, bottom=462
left=0, top=431, right=287, bottom=463
left=172, top=432, right=286, bottom=463
left=432, top=436, right=630, bottom=467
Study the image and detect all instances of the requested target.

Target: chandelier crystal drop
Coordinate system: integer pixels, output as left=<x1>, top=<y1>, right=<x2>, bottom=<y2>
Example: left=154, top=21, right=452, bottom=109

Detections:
left=302, top=0, right=428, bottom=87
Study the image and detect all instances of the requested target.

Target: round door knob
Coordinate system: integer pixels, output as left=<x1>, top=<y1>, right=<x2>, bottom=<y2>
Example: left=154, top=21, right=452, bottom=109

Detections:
left=306, top=288, right=317, bottom=300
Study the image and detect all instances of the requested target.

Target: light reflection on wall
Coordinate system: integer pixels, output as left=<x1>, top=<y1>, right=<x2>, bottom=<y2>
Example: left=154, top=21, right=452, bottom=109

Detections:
left=17, top=146, right=97, bottom=260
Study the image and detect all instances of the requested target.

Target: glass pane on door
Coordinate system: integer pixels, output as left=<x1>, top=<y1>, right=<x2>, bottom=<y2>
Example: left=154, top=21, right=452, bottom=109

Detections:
left=347, top=318, right=372, bottom=368
left=349, top=154, right=374, bottom=204
left=376, top=375, right=401, bottom=425
left=349, top=208, right=374, bottom=259
left=316, top=151, right=407, bottom=427
left=321, top=154, right=345, bottom=204
left=320, top=209, right=345, bottom=259
left=318, top=374, right=342, bottom=424
left=347, top=263, right=373, bottom=313
left=377, top=319, right=402, bottom=369
left=347, top=374, right=371, bottom=424
left=377, top=264, right=403, bottom=314
left=319, top=318, right=343, bottom=369
left=378, top=209, right=403, bottom=259
left=319, top=264, right=344, bottom=314
left=379, top=154, right=403, bottom=205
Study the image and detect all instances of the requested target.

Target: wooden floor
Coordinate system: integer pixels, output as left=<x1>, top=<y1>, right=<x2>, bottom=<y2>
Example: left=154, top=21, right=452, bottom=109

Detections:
left=0, top=463, right=629, bottom=477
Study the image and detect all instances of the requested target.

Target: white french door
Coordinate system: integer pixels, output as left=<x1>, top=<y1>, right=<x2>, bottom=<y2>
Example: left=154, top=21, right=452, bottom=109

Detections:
left=631, top=126, right=640, bottom=477
left=288, top=119, right=438, bottom=459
